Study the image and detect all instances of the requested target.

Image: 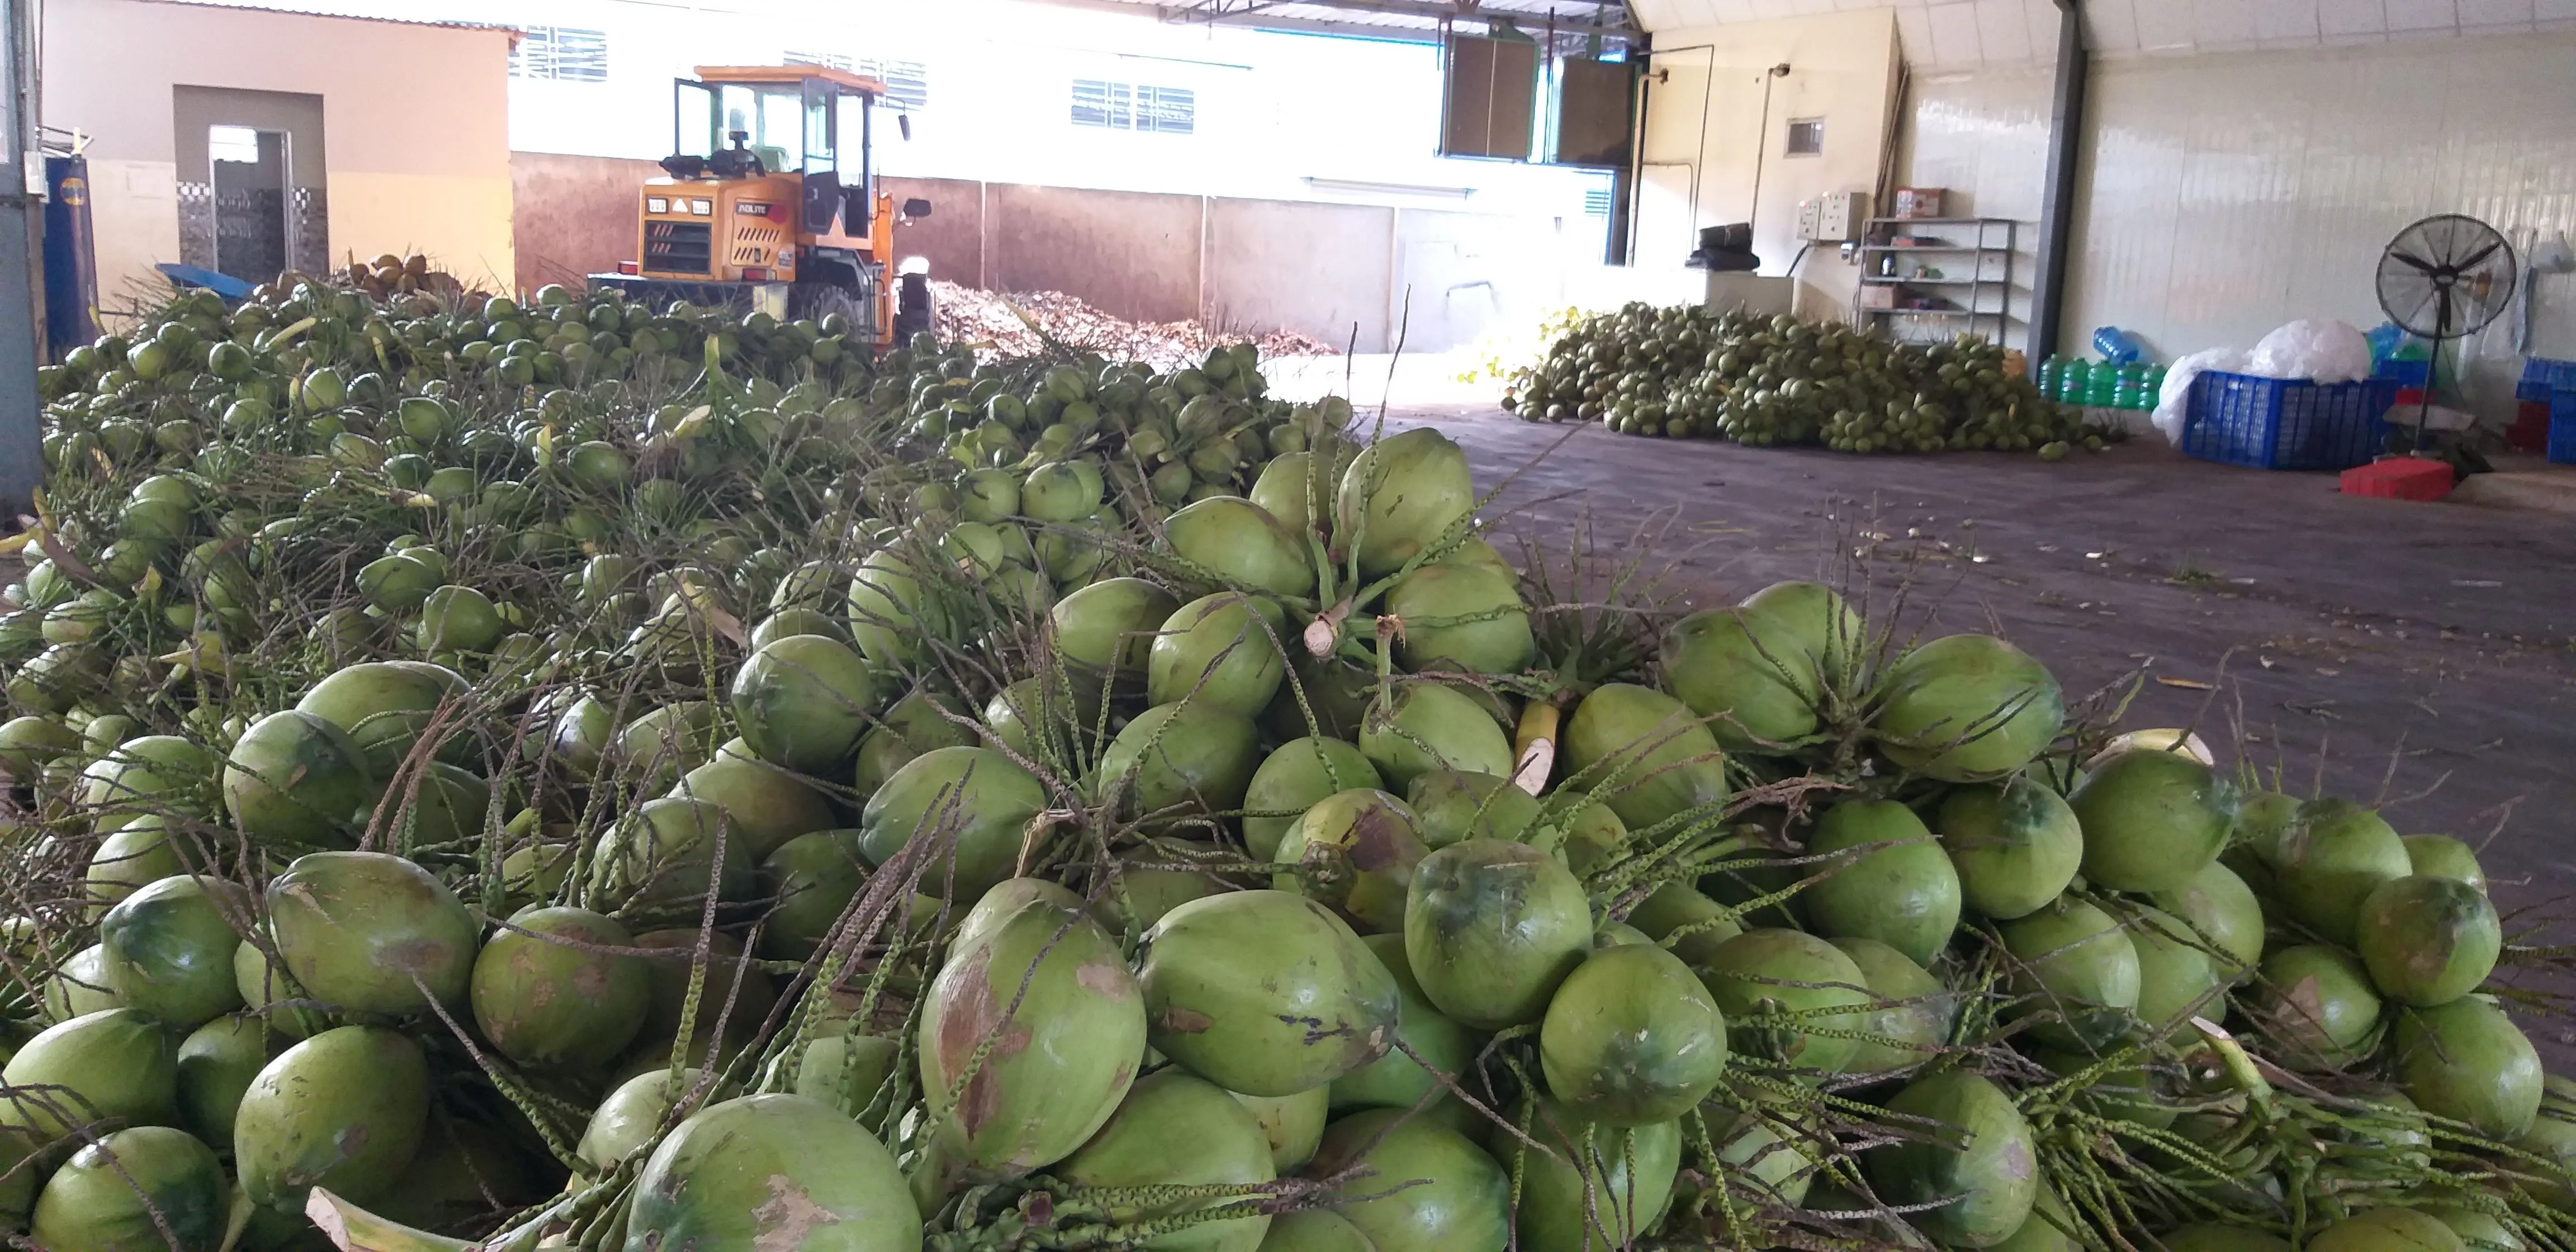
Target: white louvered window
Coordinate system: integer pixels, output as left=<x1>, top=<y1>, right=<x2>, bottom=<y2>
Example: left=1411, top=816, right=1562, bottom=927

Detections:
left=513, top=26, right=608, bottom=83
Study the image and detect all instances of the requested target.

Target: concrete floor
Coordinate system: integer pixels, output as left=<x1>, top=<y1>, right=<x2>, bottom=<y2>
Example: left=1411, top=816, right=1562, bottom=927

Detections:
left=1377, top=402, right=2576, bottom=1021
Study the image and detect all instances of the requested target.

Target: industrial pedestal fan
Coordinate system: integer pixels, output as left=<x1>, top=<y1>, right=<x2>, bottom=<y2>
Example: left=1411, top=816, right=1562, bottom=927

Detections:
left=2375, top=214, right=2516, bottom=461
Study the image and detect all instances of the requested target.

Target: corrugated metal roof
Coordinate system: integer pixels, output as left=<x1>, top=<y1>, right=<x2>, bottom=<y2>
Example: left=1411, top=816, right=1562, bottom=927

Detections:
left=120, top=0, right=523, bottom=40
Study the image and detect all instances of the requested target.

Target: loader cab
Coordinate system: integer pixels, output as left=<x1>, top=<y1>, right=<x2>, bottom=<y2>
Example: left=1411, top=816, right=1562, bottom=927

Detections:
left=665, top=66, right=878, bottom=238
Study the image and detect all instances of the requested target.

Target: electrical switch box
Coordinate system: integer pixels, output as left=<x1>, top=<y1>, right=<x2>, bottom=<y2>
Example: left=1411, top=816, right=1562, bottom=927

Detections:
left=1796, top=191, right=1865, bottom=242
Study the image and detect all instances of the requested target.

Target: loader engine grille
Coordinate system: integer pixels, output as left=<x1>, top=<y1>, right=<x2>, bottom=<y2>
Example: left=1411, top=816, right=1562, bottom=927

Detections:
left=644, top=221, right=713, bottom=274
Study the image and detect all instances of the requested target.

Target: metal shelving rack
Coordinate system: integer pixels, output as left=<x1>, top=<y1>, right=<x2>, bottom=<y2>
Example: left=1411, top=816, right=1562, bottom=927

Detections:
left=1854, top=217, right=2017, bottom=344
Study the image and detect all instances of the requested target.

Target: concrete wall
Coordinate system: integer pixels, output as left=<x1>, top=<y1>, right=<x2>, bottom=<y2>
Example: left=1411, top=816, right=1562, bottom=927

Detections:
left=45, top=0, right=516, bottom=304
left=1637, top=9, right=1905, bottom=323
left=512, top=153, right=1563, bottom=352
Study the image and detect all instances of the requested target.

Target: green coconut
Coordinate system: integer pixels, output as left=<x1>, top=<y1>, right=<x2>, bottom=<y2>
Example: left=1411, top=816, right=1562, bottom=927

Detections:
left=1243, top=737, right=1382, bottom=861
left=1831, top=936, right=1955, bottom=1076
left=950, top=879, right=1086, bottom=959
left=1865, top=1069, right=2039, bottom=1248
left=846, top=548, right=949, bottom=667
left=41, top=943, right=120, bottom=1022
left=595, top=796, right=757, bottom=913
left=1872, top=634, right=2064, bottom=782
left=1095, top=843, right=1234, bottom=936
left=234, top=1025, right=429, bottom=1210
left=2307, top=1208, right=2468, bottom=1252
left=1248, top=452, right=1327, bottom=537
left=750, top=606, right=850, bottom=651
left=1055, top=1070, right=1278, bottom=1252
left=2357, top=875, right=2501, bottom=1007
left=0, top=1008, right=177, bottom=1141
left=1022, top=459, right=1106, bottom=523
left=221, top=712, right=380, bottom=848
left=1990, top=1185, right=2083, bottom=1252
left=1406, top=769, right=1541, bottom=848
left=1310, top=1107, right=1509, bottom=1252
left=470, top=906, right=650, bottom=1070
left=100, top=873, right=247, bottom=1028
left=1140, top=890, right=1396, bottom=1097
left=1711, top=1103, right=1813, bottom=1206
left=1258, top=1210, right=1376, bottom=1252
left=1275, top=788, right=1428, bottom=935
left=1052, top=577, right=1182, bottom=679
left=1937, top=777, right=2083, bottom=921
left=1331, top=932, right=1475, bottom=1112
left=2161, top=1224, right=2296, bottom=1252
left=789, top=1032, right=900, bottom=1118
left=267, top=850, right=477, bottom=1017
left=1997, top=898, right=2140, bottom=1051
left=1148, top=592, right=1287, bottom=714
left=544, top=693, right=615, bottom=782
left=1167, top=495, right=1315, bottom=599
left=1224, top=1088, right=1329, bottom=1182
left=2146, top=859, right=2267, bottom=978
left=1623, top=883, right=1741, bottom=966
left=2129, top=905, right=2225, bottom=1030
left=730, top=633, right=881, bottom=773
left=1516, top=1096, right=1680, bottom=1252
left=853, top=745, right=1046, bottom=904
left=368, top=1116, right=560, bottom=1237
left=176, top=1013, right=274, bottom=1146
left=31, top=1126, right=228, bottom=1252
left=2267, top=798, right=2412, bottom=947
left=1560, top=682, right=1727, bottom=832
left=2395, top=997, right=2542, bottom=1141
left=416, top=585, right=504, bottom=653
left=1539, top=941, right=1726, bottom=1126
left=1660, top=603, right=1830, bottom=752
left=761, top=829, right=870, bottom=960
left=920, top=897, right=1143, bottom=1182
left=628, top=1094, right=918, bottom=1252
left=576, top=1069, right=713, bottom=1174
left=670, top=741, right=838, bottom=860
left=614, top=700, right=719, bottom=793
left=852, top=689, right=977, bottom=796
left=231, top=942, right=327, bottom=1041
left=1386, top=563, right=1531, bottom=676
left=1405, top=840, right=1591, bottom=1031
left=1335, top=428, right=1478, bottom=580
left=983, top=675, right=1102, bottom=761
left=2252, top=945, right=2383, bottom=1069
left=1803, top=799, right=1961, bottom=968
left=2068, top=748, right=2241, bottom=893
left=1100, top=702, right=1262, bottom=822
left=0, top=714, right=80, bottom=779
left=1265, top=653, right=1378, bottom=744
left=1358, top=682, right=1514, bottom=791
left=2403, top=834, right=2487, bottom=893
left=83, top=735, right=216, bottom=833
left=1695, top=928, right=1872, bottom=1072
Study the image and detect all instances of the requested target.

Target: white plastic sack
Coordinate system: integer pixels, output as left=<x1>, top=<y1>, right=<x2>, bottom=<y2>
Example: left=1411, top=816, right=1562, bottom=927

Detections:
left=2152, top=347, right=2247, bottom=446
left=2244, top=319, right=2373, bottom=383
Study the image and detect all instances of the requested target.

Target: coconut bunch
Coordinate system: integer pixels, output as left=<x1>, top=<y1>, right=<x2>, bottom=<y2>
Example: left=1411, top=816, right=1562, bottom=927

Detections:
left=863, top=336, right=1349, bottom=527
left=1505, top=303, right=2116, bottom=458
left=339, top=254, right=480, bottom=305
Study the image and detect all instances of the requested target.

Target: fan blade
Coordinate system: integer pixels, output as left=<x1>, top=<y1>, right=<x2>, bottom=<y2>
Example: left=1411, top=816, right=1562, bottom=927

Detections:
left=2453, top=236, right=2505, bottom=273
left=2386, top=248, right=2441, bottom=277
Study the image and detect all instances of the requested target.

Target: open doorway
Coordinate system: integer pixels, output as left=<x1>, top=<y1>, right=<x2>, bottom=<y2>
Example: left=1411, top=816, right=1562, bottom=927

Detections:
left=209, top=125, right=288, bottom=281
left=173, top=86, right=327, bottom=282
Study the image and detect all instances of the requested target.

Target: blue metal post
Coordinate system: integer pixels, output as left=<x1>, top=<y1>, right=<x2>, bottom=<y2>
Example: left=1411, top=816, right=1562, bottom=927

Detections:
left=0, top=0, right=43, bottom=516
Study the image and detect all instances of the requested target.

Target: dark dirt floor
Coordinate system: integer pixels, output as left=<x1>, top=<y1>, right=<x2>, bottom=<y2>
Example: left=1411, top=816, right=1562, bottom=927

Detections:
left=1394, top=405, right=2576, bottom=1029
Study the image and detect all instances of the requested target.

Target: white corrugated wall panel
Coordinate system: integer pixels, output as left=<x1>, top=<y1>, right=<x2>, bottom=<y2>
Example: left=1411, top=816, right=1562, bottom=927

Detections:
left=1896, top=66, right=2054, bottom=351
left=2064, top=30, right=2576, bottom=408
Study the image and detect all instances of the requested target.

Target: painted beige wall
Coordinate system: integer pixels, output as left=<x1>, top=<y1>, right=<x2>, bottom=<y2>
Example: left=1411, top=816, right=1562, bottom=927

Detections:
left=1892, top=66, right=2053, bottom=354
left=1637, top=9, right=1901, bottom=322
left=44, top=0, right=515, bottom=307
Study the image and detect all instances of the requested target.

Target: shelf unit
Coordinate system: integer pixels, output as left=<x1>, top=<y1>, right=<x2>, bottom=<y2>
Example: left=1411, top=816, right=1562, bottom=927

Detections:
left=1854, top=217, right=2017, bottom=343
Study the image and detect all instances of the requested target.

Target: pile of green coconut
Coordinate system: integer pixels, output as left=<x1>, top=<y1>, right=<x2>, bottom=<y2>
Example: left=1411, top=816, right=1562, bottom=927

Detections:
left=0, top=278, right=2561, bottom=1252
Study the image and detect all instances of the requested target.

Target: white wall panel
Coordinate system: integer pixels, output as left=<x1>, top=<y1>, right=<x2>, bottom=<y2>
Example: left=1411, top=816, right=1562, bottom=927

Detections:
left=1893, top=67, right=2053, bottom=351
left=2064, top=31, right=2576, bottom=411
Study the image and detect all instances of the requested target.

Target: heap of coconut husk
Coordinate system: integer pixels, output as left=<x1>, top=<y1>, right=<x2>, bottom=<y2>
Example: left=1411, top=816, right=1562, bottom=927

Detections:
left=932, top=279, right=1338, bottom=369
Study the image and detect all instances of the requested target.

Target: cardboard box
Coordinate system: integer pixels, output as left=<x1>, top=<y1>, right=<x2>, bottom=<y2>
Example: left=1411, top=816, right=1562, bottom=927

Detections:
left=1892, top=187, right=1946, bottom=219
left=1857, top=286, right=1897, bottom=310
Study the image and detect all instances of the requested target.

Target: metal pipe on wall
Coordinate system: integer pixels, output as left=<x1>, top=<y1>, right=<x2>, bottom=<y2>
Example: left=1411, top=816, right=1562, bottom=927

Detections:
left=2028, top=0, right=2086, bottom=363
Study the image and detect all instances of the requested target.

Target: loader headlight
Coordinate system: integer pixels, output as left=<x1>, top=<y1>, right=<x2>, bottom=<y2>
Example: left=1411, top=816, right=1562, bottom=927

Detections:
left=646, top=197, right=669, bottom=214
left=690, top=199, right=713, bottom=216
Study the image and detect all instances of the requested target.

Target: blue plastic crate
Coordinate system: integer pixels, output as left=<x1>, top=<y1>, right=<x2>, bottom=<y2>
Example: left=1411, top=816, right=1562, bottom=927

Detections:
left=2550, top=387, right=2576, bottom=466
left=2182, top=371, right=2399, bottom=471
left=2519, top=357, right=2576, bottom=402
left=2374, top=357, right=2431, bottom=387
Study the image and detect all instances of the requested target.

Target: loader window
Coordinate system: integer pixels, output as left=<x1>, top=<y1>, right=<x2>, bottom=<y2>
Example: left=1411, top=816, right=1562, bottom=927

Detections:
left=674, top=79, right=714, bottom=159
left=803, top=79, right=835, bottom=174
